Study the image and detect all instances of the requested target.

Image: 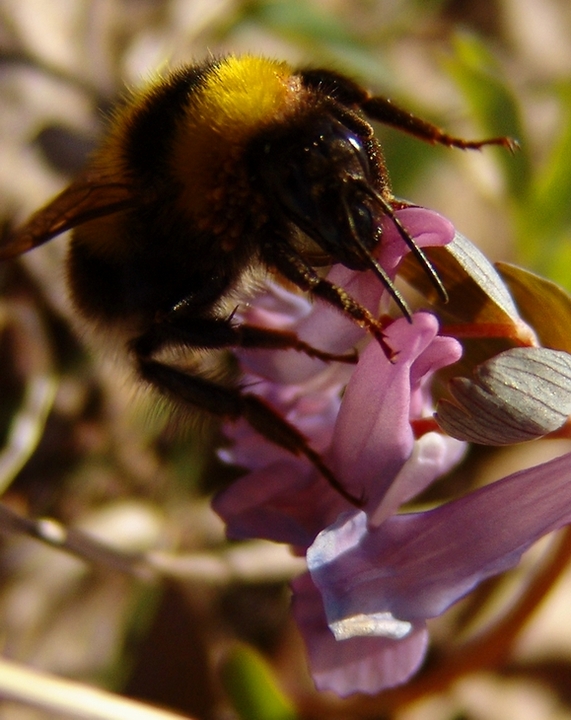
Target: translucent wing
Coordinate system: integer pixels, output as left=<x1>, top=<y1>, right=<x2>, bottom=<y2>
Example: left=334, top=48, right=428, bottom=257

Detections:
left=0, top=169, right=135, bottom=260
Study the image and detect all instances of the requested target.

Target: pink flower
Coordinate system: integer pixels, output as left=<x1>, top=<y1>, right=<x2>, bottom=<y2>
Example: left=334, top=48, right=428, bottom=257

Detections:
left=212, top=207, right=571, bottom=696
left=215, top=310, right=463, bottom=547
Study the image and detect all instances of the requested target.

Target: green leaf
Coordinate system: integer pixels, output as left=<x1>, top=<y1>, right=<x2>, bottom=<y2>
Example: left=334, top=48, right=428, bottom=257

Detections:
left=516, top=84, right=571, bottom=277
left=442, top=33, right=530, bottom=199
left=533, top=85, right=571, bottom=222
left=542, top=235, right=571, bottom=293
left=381, top=130, right=440, bottom=197
left=245, top=0, right=356, bottom=44
left=221, top=644, right=298, bottom=720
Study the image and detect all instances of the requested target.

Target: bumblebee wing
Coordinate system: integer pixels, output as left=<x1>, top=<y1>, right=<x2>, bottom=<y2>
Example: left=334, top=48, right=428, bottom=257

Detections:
left=0, top=169, right=135, bottom=260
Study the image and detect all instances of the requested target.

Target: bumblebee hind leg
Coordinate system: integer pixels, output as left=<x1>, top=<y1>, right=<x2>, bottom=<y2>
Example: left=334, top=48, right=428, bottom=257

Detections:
left=132, top=315, right=362, bottom=506
left=137, top=357, right=361, bottom=506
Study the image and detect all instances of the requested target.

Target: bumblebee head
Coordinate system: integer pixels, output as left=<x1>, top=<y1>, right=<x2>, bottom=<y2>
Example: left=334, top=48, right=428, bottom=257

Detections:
left=245, top=102, right=429, bottom=317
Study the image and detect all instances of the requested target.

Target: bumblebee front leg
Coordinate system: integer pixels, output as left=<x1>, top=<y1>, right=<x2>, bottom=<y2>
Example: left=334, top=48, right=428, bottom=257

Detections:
left=360, top=95, right=519, bottom=152
left=265, top=242, right=396, bottom=359
left=136, top=356, right=361, bottom=506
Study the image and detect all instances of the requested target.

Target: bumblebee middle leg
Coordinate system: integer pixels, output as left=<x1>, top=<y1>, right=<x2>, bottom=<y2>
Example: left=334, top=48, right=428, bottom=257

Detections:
left=132, top=313, right=357, bottom=364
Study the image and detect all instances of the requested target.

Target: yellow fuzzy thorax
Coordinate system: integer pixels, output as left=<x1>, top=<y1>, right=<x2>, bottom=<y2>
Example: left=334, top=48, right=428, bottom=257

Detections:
left=168, top=56, right=299, bottom=223
left=193, top=56, right=293, bottom=136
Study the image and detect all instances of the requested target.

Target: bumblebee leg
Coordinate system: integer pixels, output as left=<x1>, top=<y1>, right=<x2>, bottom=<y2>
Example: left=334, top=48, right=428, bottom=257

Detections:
left=132, top=316, right=357, bottom=364
left=298, top=68, right=517, bottom=151
left=265, top=242, right=396, bottom=359
left=225, top=323, right=358, bottom=363
left=360, top=95, right=518, bottom=152
left=137, top=356, right=362, bottom=506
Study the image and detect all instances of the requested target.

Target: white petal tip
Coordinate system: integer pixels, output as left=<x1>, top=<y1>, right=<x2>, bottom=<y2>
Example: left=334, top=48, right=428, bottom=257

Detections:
left=329, top=612, right=412, bottom=641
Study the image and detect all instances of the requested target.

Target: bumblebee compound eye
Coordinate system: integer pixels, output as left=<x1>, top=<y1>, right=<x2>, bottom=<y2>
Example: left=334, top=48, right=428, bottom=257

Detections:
left=249, top=113, right=382, bottom=268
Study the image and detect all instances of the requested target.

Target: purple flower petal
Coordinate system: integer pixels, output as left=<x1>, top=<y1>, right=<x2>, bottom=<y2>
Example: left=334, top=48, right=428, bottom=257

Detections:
left=332, top=312, right=459, bottom=514
left=212, top=459, right=348, bottom=547
left=375, top=206, right=455, bottom=278
left=291, top=572, right=429, bottom=696
left=222, top=368, right=347, bottom=470
left=308, top=451, right=571, bottom=631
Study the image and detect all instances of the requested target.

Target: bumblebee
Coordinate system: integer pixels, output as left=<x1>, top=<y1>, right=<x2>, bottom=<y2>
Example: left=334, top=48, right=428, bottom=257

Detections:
left=0, top=55, right=515, bottom=502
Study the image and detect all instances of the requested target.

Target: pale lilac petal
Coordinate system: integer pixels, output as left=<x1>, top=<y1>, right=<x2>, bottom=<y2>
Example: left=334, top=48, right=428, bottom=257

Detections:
left=218, top=418, right=292, bottom=471
left=309, top=451, right=571, bottom=627
left=375, top=206, right=455, bottom=278
left=369, top=431, right=467, bottom=526
left=291, top=572, right=429, bottom=696
left=239, top=333, right=354, bottom=386
left=219, top=312, right=462, bottom=543
left=332, top=312, right=442, bottom=512
left=409, top=334, right=463, bottom=389
left=240, top=349, right=332, bottom=386
left=215, top=363, right=354, bottom=546
left=408, top=334, right=463, bottom=420
left=237, top=284, right=338, bottom=383
left=239, top=282, right=312, bottom=328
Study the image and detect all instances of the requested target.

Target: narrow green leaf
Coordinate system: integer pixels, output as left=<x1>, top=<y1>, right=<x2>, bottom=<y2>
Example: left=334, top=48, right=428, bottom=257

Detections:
left=443, top=33, right=530, bottom=198
left=246, top=0, right=355, bottom=44
left=535, top=87, right=571, bottom=210
left=238, top=0, right=387, bottom=78
left=221, top=644, right=298, bottom=720
left=517, top=84, right=571, bottom=275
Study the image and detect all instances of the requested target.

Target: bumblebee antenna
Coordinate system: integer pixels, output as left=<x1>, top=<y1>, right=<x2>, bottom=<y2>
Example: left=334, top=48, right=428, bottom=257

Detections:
left=341, top=196, right=413, bottom=320
left=358, top=184, right=448, bottom=304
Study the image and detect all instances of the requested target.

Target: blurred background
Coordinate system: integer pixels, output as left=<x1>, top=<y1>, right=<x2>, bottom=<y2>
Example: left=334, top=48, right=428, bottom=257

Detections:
left=0, top=0, right=571, bottom=718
